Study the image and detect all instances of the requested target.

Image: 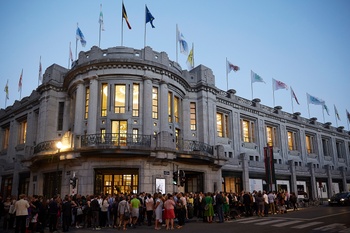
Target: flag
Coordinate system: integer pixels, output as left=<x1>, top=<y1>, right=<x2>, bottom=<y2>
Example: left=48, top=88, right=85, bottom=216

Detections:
left=177, top=27, right=188, bottom=54
left=187, top=45, right=194, bottom=69
left=251, top=70, right=265, bottom=83
left=334, top=105, right=340, bottom=121
left=323, top=104, right=330, bottom=116
left=76, top=26, right=86, bottom=47
left=122, top=2, right=132, bottom=29
left=272, top=78, right=288, bottom=91
left=306, top=93, right=324, bottom=105
left=18, top=69, right=23, bottom=92
left=145, top=5, right=155, bottom=28
left=291, top=87, right=300, bottom=105
left=69, top=42, right=73, bottom=62
left=4, top=79, right=9, bottom=100
left=38, top=57, right=42, bottom=82
left=99, top=4, right=105, bottom=31
left=227, top=60, right=240, bottom=74
left=346, top=109, right=350, bottom=122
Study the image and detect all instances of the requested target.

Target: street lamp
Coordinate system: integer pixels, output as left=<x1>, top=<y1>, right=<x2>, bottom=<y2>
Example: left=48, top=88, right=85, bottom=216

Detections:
left=55, top=141, right=62, bottom=195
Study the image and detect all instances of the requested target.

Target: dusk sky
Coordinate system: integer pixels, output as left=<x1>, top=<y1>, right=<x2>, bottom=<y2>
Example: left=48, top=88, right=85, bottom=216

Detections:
left=1, top=0, right=349, bottom=129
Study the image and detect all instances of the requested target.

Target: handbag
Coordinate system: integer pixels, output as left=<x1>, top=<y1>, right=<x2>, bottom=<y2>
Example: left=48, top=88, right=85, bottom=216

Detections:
left=204, top=204, right=209, bottom=210
left=77, top=207, right=83, bottom=215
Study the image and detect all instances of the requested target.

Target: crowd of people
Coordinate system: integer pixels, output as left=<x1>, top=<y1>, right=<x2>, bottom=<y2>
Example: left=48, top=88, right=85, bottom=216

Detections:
left=0, top=190, right=299, bottom=232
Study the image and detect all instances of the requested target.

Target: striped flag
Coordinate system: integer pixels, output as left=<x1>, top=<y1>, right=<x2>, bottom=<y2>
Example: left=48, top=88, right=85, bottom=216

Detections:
left=227, top=60, right=240, bottom=74
left=291, top=87, right=300, bottom=105
left=334, top=105, right=340, bottom=121
left=122, top=2, right=132, bottom=29
left=18, top=69, right=23, bottom=92
left=76, top=26, right=86, bottom=47
left=4, top=79, right=9, bottom=100
left=272, top=78, right=288, bottom=91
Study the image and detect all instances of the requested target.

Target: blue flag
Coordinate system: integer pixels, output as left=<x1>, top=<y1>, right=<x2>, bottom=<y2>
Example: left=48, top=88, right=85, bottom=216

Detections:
left=306, top=93, right=324, bottom=105
left=76, top=27, right=86, bottom=47
left=145, top=6, right=155, bottom=28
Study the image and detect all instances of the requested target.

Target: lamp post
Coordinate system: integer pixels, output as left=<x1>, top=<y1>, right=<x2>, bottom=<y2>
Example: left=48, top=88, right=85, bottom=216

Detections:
left=55, top=141, right=62, bottom=195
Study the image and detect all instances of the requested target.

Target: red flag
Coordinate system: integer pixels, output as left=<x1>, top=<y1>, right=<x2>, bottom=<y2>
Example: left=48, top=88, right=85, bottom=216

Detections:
left=122, top=2, right=132, bottom=29
left=291, top=87, right=300, bottom=105
left=272, top=78, right=288, bottom=91
left=227, top=60, right=239, bottom=74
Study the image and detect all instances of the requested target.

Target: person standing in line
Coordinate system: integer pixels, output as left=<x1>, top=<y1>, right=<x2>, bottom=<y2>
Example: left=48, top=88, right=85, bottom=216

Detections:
left=268, top=191, right=276, bottom=214
left=164, top=194, right=176, bottom=230
left=263, top=191, right=269, bottom=216
left=48, top=195, right=59, bottom=233
left=145, top=193, right=154, bottom=226
left=154, top=193, right=163, bottom=230
left=2, top=196, right=12, bottom=230
left=117, top=195, right=130, bottom=231
left=100, top=195, right=109, bottom=228
left=215, top=191, right=224, bottom=223
left=90, top=195, right=101, bottom=230
left=130, top=194, right=141, bottom=228
left=14, top=194, right=30, bottom=233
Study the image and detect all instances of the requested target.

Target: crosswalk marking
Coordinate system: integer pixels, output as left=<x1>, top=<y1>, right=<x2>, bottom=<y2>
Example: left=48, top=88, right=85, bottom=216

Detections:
left=272, top=220, right=302, bottom=227
left=292, top=221, right=323, bottom=229
left=313, top=223, right=346, bottom=231
left=237, top=218, right=267, bottom=224
left=255, top=219, right=285, bottom=225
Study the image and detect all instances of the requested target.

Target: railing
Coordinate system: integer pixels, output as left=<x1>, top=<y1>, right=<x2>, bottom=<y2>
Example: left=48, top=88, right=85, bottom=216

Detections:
left=81, top=133, right=152, bottom=147
left=34, top=140, right=57, bottom=154
left=178, top=140, right=214, bottom=155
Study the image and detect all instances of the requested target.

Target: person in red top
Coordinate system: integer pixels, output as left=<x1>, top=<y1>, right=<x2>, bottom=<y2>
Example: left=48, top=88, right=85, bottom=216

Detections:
left=163, top=194, right=176, bottom=230
left=14, top=194, right=30, bottom=233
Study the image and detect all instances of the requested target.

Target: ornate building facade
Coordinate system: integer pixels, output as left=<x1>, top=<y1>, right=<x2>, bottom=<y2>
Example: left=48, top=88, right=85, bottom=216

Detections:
left=1, top=46, right=349, bottom=199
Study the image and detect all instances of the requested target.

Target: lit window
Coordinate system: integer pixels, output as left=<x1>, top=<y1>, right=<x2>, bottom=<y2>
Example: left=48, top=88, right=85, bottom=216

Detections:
left=2, top=127, right=10, bottom=149
left=111, top=120, right=127, bottom=146
left=152, top=87, right=158, bottom=119
left=174, top=96, right=180, bottom=123
left=101, top=83, right=108, bottom=116
left=241, top=119, right=255, bottom=142
left=217, top=112, right=230, bottom=138
left=132, top=84, right=139, bottom=117
left=168, top=92, right=172, bottom=123
left=114, top=84, right=126, bottom=113
left=84, top=86, right=90, bottom=119
left=305, top=134, right=315, bottom=154
left=18, top=120, right=27, bottom=144
left=287, top=130, right=298, bottom=151
left=266, top=125, right=278, bottom=147
left=190, top=102, right=196, bottom=131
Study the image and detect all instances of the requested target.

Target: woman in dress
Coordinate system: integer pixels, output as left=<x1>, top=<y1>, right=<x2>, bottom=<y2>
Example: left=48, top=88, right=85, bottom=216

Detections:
left=163, top=194, right=176, bottom=230
left=153, top=193, right=163, bottom=230
left=204, top=192, right=214, bottom=223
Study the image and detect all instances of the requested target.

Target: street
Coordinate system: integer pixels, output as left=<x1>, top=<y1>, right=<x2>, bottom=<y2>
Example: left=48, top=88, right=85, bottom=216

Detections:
left=1, top=205, right=350, bottom=233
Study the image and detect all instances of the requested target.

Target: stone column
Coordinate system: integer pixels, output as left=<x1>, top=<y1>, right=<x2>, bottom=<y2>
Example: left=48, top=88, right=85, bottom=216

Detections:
left=289, top=160, right=297, bottom=193
left=340, top=167, right=348, bottom=192
left=159, top=80, right=169, bottom=133
left=87, top=78, right=98, bottom=134
left=308, top=163, right=317, bottom=200
left=142, top=77, right=153, bottom=136
left=326, top=165, right=333, bottom=199
left=74, top=82, right=85, bottom=137
left=240, top=153, right=250, bottom=192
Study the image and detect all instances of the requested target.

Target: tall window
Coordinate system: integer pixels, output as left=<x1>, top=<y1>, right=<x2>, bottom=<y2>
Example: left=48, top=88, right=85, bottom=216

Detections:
left=152, top=87, right=158, bottom=119
left=132, top=83, right=139, bottom=117
left=101, top=83, right=108, bottom=117
left=101, top=128, right=106, bottom=143
left=336, top=140, right=344, bottom=158
left=18, top=120, right=27, bottom=144
left=266, top=125, right=278, bottom=147
left=174, top=96, right=180, bottom=123
left=168, top=92, right=172, bottom=123
left=3, top=127, right=10, bottom=150
left=322, top=137, right=331, bottom=157
left=241, top=119, right=255, bottom=142
left=217, top=112, right=230, bottom=138
left=84, top=86, right=90, bottom=119
left=287, top=130, right=298, bottom=151
left=132, top=128, right=139, bottom=143
left=305, top=134, right=315, bottom=154
left=114, top=84, right=126, bottom=113
left=190, top=102, right=197, bottom=131
left=57, top=102, right=64, bottom=131
left=111, top=120, right=127, bottom=145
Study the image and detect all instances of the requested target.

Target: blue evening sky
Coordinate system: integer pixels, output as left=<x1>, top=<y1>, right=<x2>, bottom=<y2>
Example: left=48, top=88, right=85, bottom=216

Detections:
left=1, top=0, right=349, bottom=129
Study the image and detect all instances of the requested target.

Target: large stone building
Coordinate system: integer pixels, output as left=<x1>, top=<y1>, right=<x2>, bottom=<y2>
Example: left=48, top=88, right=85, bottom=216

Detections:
left=1, top=46, right=349, bottom=199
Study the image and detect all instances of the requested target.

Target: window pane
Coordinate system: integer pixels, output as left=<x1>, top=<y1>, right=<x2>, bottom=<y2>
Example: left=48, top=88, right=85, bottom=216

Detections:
left=115, top=85, right=126, bottom=113
left=132, top=84, right=139, bottom=117
left=101, top=83, right=108, bottom=116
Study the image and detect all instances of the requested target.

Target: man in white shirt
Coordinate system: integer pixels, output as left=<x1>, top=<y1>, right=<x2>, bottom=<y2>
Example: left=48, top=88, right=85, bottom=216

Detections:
left=14, top=194, right=30, bottom=233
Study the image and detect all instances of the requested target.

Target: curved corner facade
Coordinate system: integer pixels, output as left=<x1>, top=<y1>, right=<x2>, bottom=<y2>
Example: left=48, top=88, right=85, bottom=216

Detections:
left=0, top=46, right=349, bottom=199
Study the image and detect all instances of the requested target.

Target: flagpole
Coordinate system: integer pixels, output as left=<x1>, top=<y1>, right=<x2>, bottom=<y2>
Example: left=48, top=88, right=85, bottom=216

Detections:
left=192, top=43, right=195, bottom=67
left=322, top=106, right=325, bottom=123
left=226, top=57, right=229, bottom=91
left=121, top=1, right=124, bottom=46
left=75, top=23, right=79, bottom=60
left=291, top=89, right=294, bottom=113
left=144, top=5, right=147, bottom=49
left=99, top=4, right=102, bottom=48
left=251, top=70, right=254, bottom=100
left=307, top=94, right=311, bottom=118
left=176, top=24, right=178, bottom=63
left=272, top=80, right=275, bottom=107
